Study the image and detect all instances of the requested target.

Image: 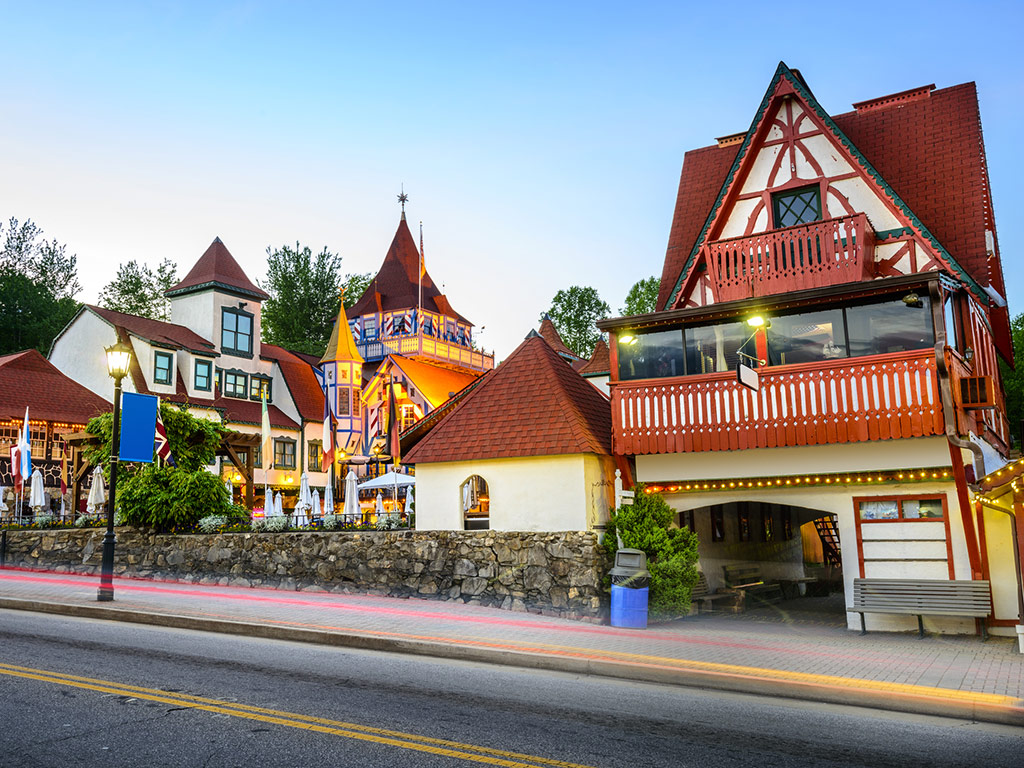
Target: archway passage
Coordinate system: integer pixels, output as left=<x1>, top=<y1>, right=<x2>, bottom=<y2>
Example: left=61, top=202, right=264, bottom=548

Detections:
left=461, top=475, right=489, bottom=530
left=679, top=501, right=843, bottom=619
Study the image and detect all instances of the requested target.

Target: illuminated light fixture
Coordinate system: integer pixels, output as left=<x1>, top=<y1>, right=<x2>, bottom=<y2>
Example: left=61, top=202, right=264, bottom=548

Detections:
left=619, top=333, right=638, bottom=345
left=902, top=292, right=923, bottom=308
left=746, top=316, right=770, bottom=328
left=105, top=340, right=133, bottom=381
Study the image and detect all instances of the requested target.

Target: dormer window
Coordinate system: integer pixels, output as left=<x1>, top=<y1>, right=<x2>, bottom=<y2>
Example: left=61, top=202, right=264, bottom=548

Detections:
left=772, top=186, right=821, bottom=228
left=194, top=359, right=212, bottom=391
left=223, top=370, right=248, bottom=398
left=250, top=376, right=272, bottom=402
left=153, top=351, right=173, bottom=385
left=221, top=307, right=253, bottom=357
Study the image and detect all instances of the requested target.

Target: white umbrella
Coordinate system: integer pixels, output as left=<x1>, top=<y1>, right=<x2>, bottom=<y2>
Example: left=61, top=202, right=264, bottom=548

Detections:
left=294, top=472, right=312, bottom=526
left=323, top=480, right=335, bottom=515
left=343, top=470, right=359, bottom=522
left=29, top=470, right=44, bottom=511
left=358, top=471, right=415, bottom=491
left=374, top=492, right=384, bottom=521
left=404, top=486, right=414, bottom=517
left=311, top=489, right=321, bottom=519
left=87, top=466, right=106, bottom=514
left=274, top=491, right=284, bottom=517
left=0, top=486, right=8, bottom=513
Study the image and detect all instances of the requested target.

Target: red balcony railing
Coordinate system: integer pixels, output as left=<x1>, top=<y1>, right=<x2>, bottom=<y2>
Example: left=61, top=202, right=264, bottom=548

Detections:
left=611, top=350, right=942, bottom=455
left=703, top=213, right=875, bottom=302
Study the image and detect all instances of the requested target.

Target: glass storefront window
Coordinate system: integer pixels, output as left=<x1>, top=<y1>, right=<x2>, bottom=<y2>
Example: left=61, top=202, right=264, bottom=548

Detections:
left=859, top=500, right=899, bottom=520
left=684, top=321, right=752, bottom=374
left=846, top=295, right=933, bottom=357
left=766, top=308, right=847, bottom=365
left=617, top=329, right=684, bottom=381
left=902, top=499, right=944, bottom=519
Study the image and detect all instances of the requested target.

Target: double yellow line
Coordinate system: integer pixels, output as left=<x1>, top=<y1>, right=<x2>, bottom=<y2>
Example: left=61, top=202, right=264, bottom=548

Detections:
left=0, top=662, right=597, bottom=768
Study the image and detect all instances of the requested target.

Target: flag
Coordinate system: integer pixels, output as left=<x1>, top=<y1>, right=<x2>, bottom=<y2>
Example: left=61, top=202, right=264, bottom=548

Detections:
left=60, top=439, right=68, bottom=495
left=18, top=407, right=31, bottom=480
left=10, top=446, right=22, bottom=494
left=261, top=390, right=272, bottom=466
left=154, top=402, right=176, bottom=467
left=387, top=378, right=401, bottom=465
left=321, top=407, right=334, bottom=472
left=384, top=315, right=394, bottom=337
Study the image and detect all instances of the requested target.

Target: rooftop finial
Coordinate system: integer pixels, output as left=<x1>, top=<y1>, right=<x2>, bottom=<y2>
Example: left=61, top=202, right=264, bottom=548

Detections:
left=397, top=185, right=409, bottom=221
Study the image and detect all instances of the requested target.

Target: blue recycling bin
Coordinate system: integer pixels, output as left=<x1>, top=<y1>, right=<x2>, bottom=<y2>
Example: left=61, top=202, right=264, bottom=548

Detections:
left=609, top=548, right=650, bottom=629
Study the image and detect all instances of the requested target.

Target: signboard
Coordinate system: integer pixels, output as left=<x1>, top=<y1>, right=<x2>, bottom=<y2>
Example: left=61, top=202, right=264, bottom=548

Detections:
left=119, top=392, right=159, bottom=462
left=737, top=362, right=759, bottom=392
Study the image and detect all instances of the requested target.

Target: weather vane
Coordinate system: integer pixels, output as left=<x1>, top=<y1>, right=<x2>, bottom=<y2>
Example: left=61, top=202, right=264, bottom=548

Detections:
left=397, top=185, right=409, bottom=214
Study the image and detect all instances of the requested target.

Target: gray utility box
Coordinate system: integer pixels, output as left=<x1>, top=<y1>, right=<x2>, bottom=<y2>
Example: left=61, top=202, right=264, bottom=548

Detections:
left=609, top=548, right=650, bottom=588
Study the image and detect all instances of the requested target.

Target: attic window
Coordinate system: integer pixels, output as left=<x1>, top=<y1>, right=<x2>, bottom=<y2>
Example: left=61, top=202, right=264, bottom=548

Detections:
left=221, top=307, right=253, bottom=357
left=773, top=186, right=820, bottom=228
left=154, top=351, right=173, bottom=385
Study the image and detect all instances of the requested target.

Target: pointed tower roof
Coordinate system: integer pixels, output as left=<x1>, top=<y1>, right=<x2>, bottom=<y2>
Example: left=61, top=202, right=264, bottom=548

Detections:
left=348, top=217, right=470, bottom=324
left=166, top=237, right=269, bottom=301
left=578, top=338, right=610, bottom=377
left=404, top=333, right=611, bottom=464
left=320, top=295, right=364, bottom=364
left=537, top=315, right=581, bottom=363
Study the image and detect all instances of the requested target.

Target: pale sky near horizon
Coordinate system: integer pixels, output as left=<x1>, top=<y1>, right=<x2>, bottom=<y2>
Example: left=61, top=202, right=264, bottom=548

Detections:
left=2, top=1, right=1021, bottom=360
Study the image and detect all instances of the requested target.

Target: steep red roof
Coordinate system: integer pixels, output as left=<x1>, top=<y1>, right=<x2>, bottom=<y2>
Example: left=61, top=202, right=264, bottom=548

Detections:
left=87, top=305, right=217, bottom=355
left=260, top=344, right=325, bottom=422
left=578, top=338, right=610, bottom=376
left=0, top=350, right=110, bottom=424
left=166, top=237, right=269, bottom=300
left=404, top=333, right=611, bottom=464
left=349, top=218, right=470, bottom=323
left=212, top=396, right=298, bottom=429
left=659, top=81, right=1001, bottom=312
left=538, top=315, right=582, bottom=362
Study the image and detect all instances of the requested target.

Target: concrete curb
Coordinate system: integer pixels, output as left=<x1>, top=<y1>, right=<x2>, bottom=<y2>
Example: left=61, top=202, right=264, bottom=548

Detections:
left=3, top=597, right=1022, bottom=727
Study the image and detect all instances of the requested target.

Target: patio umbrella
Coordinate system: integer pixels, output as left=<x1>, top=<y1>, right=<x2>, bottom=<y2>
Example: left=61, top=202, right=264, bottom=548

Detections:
left=0, top=487, right=8, bottom=513
left=294, top=472, right=312, bottom=526
left=404, top=486, right=414, bottom=517
left=274, top=491, right=284, bottom=517
left=343, top=470, right=359, bottom=522
left=323, top=480, right=335, bottom=516
left=87, top=466, right=106, bottom=514
left=29, top=469, right=45, bottom=512
left=311, top=489, right=321, bottom=519
left=358, top=471, right=416, bottom=491
left=374, top=492, right=384, bottom=521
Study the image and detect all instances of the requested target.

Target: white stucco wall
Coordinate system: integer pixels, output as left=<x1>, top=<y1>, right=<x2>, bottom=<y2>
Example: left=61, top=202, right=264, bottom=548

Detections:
left=414, top=453, right=614, bottom=532
left=49, top=309, right=124, bottom=401
left=170, top=288, right=263, bottom=360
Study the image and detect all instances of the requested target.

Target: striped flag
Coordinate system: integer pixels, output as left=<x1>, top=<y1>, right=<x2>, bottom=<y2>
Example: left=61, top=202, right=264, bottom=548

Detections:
left=18, top=407, right=31, bottom=480
left=384, top=315, right=394, bottom=337
left=60, top=439, right=68, bottom=495
left=154, top=403, right=176, bottom=467
left=387, top=379, right=401, bottom=465
left=261, top=390, right=272, bottom=467
left=321, top=401, right=334, bottom=471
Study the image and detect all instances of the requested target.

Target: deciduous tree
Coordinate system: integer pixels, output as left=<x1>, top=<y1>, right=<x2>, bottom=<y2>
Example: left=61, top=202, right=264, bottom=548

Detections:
left=542, top=285, right=610, bottom=359
left=98, top=258, right=178, bottom=321
left=999, top=311, right=1024, bottom=447
left=620, top=276, right=660, bottom=316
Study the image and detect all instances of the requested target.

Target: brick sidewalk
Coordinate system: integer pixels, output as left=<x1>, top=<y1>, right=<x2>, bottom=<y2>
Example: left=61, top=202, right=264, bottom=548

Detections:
left=2, top=568, right=1022, bottom=723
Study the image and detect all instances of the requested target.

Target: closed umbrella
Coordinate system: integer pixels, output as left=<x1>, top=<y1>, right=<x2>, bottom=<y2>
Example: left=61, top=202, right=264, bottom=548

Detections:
left=374, top=492, right=384, bottom=522
left=87, top=466, right=106, bottom=514
left=294, top=472, right=312, bottom=526
left=404, top=486, right=414, bottom=517
left=323, top=480, right=335, bottom=516
left=29, top=469, right=45, bottom=512
left=343, top=470, right=359, bottom=523
left=311, top=489, right=321, bottom=519
left=274, top=491, right=284, bottom=517
left=0, top=486, right=8, bottom=515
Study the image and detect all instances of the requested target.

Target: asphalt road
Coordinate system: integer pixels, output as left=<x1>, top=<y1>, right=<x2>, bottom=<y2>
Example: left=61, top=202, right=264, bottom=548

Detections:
left=0, top=609, right=1021, bottom=768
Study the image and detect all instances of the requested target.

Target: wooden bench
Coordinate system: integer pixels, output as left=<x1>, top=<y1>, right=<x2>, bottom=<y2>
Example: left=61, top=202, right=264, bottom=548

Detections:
left=850, top=578, right=992, bottom=640
left=691, top=572, right=735, bottom=613
left=722, top=564, right=784, bottom=608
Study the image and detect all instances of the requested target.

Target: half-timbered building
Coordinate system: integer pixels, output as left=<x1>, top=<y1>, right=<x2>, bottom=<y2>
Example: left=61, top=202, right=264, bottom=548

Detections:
left=598, top=63, right=1015, bottom=635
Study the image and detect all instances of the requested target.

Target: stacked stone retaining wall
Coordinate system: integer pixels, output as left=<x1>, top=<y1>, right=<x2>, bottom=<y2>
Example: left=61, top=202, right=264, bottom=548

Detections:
left=2, top=528, right=608, bottom=620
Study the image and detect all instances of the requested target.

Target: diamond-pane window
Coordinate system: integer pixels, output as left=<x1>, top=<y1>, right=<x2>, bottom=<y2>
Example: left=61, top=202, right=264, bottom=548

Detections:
left=773, top=186, right=821, bottom=228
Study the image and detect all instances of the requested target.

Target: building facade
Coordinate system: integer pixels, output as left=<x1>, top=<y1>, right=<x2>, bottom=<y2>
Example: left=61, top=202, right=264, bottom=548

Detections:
left=598, top=63, right=1014, bottom=635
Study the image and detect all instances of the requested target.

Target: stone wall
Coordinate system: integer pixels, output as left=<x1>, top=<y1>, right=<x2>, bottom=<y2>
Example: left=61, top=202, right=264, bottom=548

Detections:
left=2, top=528, right=608, bottom=620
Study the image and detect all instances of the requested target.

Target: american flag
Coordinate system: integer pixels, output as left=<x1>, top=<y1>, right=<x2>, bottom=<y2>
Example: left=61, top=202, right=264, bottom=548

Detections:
left=154, top=403, right=176, bottom=467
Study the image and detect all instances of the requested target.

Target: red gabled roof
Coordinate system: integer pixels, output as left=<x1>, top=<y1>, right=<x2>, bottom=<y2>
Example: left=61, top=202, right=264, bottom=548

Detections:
left=349, top=217, right=470, bottom=324
left=659, top=80, right=1002, bottom=313
left=260, top=343, right=325, bottom=423
left=166, top=237, right=269, bottom=300
left=212, top=396, right=298, bottom=430
left=404, top=333, right=611, bottom=464
left=88, top=305, right=218, bottom=355
left=0, top=350, right=110, bottom=424
left=578, top=338, right=610, bottom=376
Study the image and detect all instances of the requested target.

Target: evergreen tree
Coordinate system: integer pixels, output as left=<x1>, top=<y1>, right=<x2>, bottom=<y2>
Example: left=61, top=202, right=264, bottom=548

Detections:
left=998, top=311, right=1024, bottom=447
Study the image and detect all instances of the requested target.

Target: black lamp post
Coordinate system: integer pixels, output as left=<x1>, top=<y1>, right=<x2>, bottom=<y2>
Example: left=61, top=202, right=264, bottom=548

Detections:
left=98, top=339, right=132, bottom=602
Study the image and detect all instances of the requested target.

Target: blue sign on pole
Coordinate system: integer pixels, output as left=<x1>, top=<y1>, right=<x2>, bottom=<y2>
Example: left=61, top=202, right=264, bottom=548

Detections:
left=119, top=392, right=158, bottom=463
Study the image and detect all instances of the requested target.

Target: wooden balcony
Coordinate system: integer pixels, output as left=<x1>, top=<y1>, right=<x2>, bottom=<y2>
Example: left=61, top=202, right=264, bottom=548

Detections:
left=358, top=333, right=495, bottom=373
left=703, top=213, right=875, bottom=302
left=611, top=350, right=942, bottom=455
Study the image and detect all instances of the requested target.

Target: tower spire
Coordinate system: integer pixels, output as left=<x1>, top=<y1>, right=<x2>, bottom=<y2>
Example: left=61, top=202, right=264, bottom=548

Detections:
left=397, top=185, right=408, bottom=221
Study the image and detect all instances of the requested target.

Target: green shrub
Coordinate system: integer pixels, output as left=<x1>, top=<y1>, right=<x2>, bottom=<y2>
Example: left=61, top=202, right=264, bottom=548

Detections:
left=603, top=485, right=700, bottom=616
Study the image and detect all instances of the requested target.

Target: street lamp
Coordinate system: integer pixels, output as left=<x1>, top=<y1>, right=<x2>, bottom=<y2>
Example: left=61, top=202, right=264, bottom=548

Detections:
left=98, top=339, right=131, bottom=602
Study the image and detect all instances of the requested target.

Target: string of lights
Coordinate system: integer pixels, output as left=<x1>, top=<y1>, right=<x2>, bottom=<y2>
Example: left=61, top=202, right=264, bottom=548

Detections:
left=642, top=467, right=953, bottom=494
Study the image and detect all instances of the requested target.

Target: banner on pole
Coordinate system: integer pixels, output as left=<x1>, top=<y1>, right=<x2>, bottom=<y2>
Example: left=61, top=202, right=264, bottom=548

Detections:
left=119, top=392, right=159, bottom=462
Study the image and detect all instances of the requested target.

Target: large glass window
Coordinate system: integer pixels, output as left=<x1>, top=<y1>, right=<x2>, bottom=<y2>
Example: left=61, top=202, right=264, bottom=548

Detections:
left=846, top=295, right=933, bottom=357
left=766, top=308, right=847, bottom=366
left=858, top=496, right=945, bottom=521
left=943, top=291, right=965, bottom=352
left=773, top=186, right=821, bottom=228
left=153, top=351, right=173, bottom=385
left=274, top=438, right=296, bottom=470
left=250, top=377, right=271, bottom=402
left=617, top=329, right=684, bottom=381
left=223, top=371, right=248, bottom=398
left=194, top=359, right=212, bottom=391
left=221, top=307, right=253, bottom=356
left=684, top=321, right=754, bottom=375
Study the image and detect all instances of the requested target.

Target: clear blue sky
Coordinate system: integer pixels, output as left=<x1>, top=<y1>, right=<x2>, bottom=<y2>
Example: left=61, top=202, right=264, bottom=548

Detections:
left=2, top=1, right=1021, bottom=359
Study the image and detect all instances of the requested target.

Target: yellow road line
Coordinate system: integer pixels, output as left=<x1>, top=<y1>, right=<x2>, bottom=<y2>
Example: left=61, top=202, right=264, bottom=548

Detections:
left=0, top=662, right=596, bottom=768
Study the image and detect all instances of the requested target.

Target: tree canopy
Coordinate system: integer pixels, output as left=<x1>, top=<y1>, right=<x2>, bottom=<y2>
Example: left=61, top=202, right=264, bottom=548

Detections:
left=98, top=258, right=178, bottom=321
left=542, top=285, right=610, bottom=358
left=260, top=242, right=368, bottom=357
left=620, top=276, right=660, bottom=316
left=0, top=217, right=81, bottom=355
left=999, top=311, right=1024, bottom=447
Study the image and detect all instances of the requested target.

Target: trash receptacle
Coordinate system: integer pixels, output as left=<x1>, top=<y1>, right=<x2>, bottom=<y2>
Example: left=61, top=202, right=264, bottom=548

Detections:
left=609, top=548, right=650, bottom=629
